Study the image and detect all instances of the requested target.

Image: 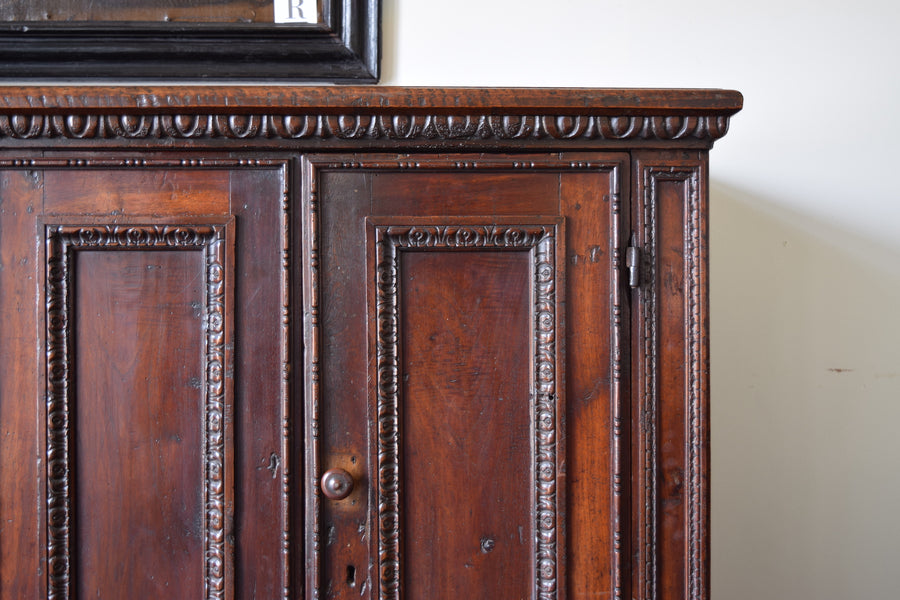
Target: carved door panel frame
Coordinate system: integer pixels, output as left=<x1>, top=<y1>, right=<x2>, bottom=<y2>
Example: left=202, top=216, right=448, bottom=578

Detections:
left=42, top=218, right=236, bottom=599
left=300, top=152, right=630, bottom=600
left=366, top=216, right=565, bottom=600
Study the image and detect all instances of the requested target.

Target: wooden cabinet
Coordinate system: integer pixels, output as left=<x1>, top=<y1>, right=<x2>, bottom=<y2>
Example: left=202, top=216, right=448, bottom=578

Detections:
left=0, top=87, right=740, bottom=600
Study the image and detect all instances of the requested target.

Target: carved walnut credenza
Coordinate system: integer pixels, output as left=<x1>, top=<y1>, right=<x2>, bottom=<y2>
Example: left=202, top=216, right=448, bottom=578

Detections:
left=0, top=87, right=741, bottom=600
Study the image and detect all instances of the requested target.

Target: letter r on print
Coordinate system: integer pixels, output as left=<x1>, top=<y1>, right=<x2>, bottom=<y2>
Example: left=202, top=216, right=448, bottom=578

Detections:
left=274, top=0, right=318, bottom=23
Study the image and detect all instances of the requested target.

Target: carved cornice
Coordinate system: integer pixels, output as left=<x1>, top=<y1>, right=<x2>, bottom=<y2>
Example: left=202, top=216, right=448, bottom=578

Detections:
left=0, top=88, right=741, bottom=146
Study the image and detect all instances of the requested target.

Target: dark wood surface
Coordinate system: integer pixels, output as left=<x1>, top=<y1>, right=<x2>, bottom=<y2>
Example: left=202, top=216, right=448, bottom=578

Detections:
left=73, top=248, right=206, bottom=598
left=0, top=86, right=741, bottom=154
left=0, top=85, right=741, bottom=114
left=0, top=1, right=380, bottom=80
left=0, top=87, right=740, bottom=600
left=400, top=249, right=533, bottom=599
left=308, top=155, right=622, bottom=599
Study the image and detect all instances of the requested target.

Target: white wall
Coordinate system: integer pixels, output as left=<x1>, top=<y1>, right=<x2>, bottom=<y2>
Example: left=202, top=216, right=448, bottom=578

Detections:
left=380, top=1, right=900, bottom=597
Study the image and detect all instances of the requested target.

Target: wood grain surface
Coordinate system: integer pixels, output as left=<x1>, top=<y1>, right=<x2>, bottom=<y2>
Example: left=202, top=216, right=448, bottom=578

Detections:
left=0, top=88, right=740, bottom=600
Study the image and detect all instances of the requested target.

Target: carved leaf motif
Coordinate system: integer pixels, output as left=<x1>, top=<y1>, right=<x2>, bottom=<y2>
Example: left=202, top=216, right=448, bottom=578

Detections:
left=488, top=114, right=536, bottom=139
left=431, top=115, right=480, bottom=139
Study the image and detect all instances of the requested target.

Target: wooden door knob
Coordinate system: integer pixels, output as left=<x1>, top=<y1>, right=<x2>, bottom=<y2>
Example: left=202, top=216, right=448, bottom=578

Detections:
left=320, top=468, right=354, bottom=500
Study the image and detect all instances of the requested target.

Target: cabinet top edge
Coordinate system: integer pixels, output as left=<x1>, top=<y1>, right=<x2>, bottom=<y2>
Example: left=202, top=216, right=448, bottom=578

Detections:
left=0, top=86, right=743, bottom=116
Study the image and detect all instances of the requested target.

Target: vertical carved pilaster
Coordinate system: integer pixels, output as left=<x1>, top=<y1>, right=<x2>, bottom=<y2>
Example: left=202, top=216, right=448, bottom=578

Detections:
left=373, top=225, right=401, bottom=600
left=534, top=229, right=559, bottom=600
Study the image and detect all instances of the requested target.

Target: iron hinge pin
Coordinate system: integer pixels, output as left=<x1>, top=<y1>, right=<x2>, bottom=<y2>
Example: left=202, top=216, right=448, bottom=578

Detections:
left=625, top=245, right=641, bottom=288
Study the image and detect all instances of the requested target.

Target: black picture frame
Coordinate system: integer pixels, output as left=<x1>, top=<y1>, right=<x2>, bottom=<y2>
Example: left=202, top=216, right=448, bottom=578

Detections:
left=0, top=0, right=380, bottom=81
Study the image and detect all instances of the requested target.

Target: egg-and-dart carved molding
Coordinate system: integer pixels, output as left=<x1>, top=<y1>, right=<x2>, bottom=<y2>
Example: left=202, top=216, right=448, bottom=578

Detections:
left=370, top=221, right=562, bottom=600
left=45, top=224, right=229, bottom=600
left=0, top=113, right=731, bottom=144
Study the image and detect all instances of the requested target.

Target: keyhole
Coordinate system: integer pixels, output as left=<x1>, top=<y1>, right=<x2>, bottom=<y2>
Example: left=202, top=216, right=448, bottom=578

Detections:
left=346, top=564, right=356, bottom=587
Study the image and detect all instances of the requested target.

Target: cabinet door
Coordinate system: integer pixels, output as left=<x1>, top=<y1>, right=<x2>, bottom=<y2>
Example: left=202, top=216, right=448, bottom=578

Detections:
left=0, top=162, right=294, bottom=600
left=303, top=154, right=629, bottom=600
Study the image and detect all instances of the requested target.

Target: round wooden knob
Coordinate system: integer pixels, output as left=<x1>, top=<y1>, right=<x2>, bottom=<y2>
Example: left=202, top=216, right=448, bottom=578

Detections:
left=321, top=468, right=354, bottom=500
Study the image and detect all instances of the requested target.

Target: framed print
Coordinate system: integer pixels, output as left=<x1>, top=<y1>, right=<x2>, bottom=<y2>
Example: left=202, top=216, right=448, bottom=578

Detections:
left=0, top=0, right=380, bottom=81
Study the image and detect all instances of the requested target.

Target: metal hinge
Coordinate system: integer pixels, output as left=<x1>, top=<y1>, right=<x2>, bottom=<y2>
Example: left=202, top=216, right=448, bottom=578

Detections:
left=625, top=244, right=641, bottom=288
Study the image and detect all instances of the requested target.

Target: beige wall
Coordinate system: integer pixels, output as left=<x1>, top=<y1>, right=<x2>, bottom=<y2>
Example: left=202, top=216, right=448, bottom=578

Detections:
left=380, top=1, right=900, bottom=597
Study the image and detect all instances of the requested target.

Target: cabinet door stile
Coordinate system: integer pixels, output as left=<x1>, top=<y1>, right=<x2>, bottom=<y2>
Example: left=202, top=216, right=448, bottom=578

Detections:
left=632, top=151, right=710, bottom=600
left=558, top=153, right=631, bottom=600
left=303, top=152, right=630, bottom=600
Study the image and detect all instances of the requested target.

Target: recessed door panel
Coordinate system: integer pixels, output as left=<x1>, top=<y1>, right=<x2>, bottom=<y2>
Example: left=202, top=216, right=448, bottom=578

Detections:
left=73, top=247, right=206, bottom=598
left=400, top=249, right=532, bottom=598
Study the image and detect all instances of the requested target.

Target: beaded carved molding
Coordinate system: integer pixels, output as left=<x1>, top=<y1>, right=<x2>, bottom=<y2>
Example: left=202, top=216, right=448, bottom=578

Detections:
left=45, top=224, right=230, bottom=600
left=369, top=220, right=563, bottom=600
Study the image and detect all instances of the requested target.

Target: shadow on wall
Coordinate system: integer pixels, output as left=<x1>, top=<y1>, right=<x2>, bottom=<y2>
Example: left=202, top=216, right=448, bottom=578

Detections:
left=709, top=181, right=900, bottom=600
